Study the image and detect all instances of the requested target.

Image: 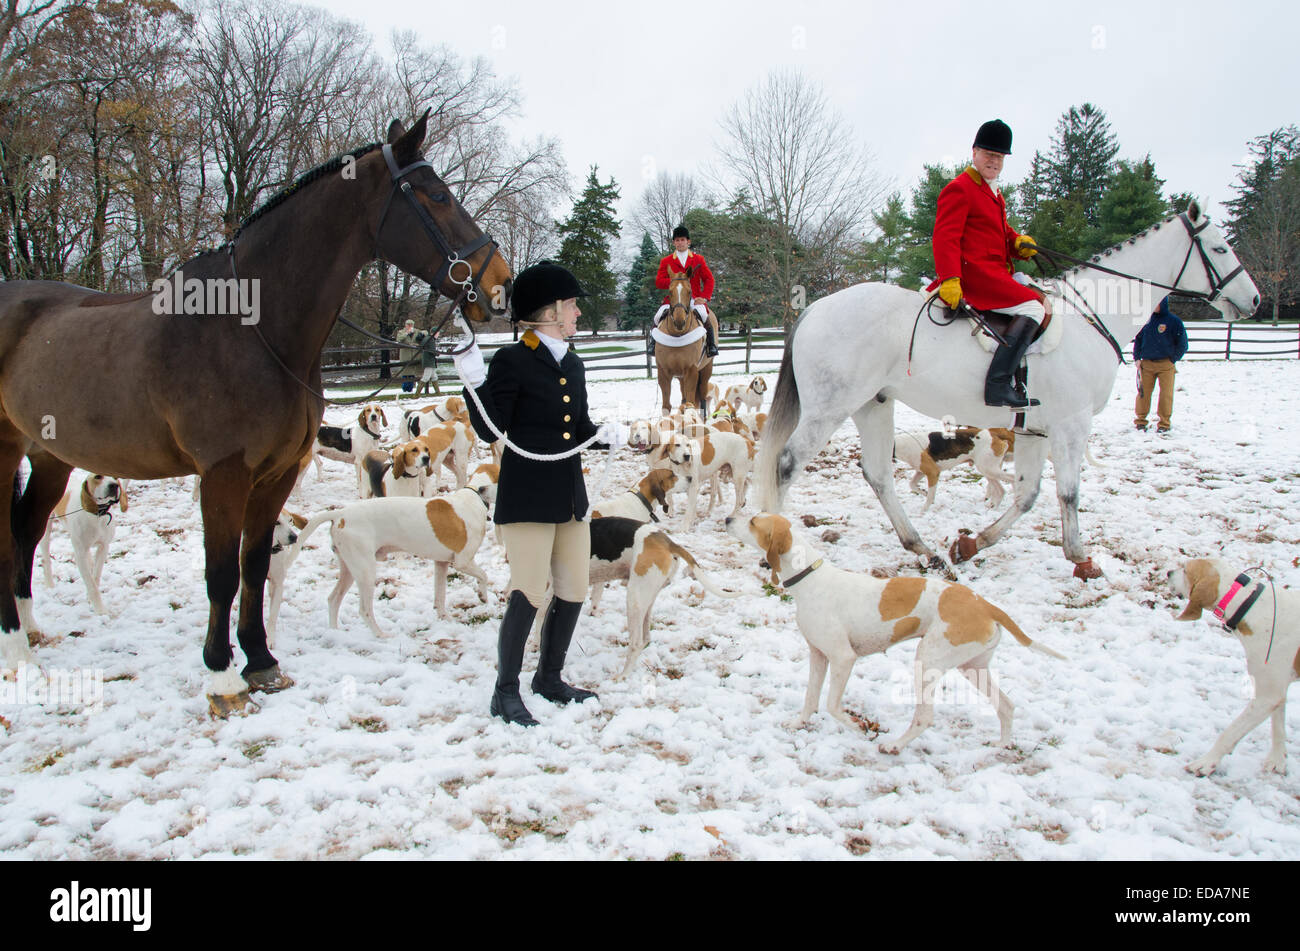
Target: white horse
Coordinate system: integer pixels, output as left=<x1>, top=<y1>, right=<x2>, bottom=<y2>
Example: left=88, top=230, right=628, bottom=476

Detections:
left=755, top=204, right=1259, bottom=578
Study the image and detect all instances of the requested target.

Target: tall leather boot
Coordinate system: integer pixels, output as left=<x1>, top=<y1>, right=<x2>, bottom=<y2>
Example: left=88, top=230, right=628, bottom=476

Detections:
left=984, top=315, right=1042, bottom=408
left=490, top=589, right=540, bottom=725
left=704, top=321, right=719, bottom=358
left=531, top=598, right=598, bottom=704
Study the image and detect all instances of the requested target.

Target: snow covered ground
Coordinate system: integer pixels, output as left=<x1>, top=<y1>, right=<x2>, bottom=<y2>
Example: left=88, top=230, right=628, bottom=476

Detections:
left=2, top=358, right=1299, bottom=860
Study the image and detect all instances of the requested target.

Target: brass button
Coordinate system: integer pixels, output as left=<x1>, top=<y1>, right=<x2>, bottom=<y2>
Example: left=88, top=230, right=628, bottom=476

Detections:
left=562, top=432, right=571, bottom=440
left=559, top=377, right=567, bottom=385
left=564, top=414, right=571, bottom=422
left=563, top=395, right=570, bottom=403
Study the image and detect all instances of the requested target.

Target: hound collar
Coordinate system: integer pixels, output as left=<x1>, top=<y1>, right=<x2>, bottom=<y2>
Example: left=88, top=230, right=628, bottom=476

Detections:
left=781, top=559, right=824, bottom=589
left=632, top=490, right=660, bottom=522
left=1214, top=573, right=1264, bottom=630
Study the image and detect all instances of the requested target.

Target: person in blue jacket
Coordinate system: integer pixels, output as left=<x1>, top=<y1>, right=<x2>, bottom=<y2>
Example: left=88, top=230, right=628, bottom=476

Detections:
left=1133, top=296, right=1188, bottom=432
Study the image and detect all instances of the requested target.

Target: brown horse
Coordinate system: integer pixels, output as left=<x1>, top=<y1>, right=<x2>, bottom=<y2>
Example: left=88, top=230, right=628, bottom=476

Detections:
left=655, top=269, right=714, bottom=415
left=0, top=113, right=512, bottom=715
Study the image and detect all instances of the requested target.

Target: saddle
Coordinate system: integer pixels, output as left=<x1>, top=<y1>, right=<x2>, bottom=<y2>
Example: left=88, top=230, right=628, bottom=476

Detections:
left=962, top=307, right=1052, bottom=347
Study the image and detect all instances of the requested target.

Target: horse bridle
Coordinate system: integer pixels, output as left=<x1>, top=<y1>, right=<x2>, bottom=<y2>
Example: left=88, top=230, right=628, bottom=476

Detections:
left=1039, top=213, right=1245, bottom=305
left=374, top=144, right=501, bottom=352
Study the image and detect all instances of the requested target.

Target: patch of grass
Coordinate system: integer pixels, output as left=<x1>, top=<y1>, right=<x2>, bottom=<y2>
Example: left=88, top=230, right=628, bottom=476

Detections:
left=493, top=817, right=563, bottom=843
left=241, top=740, right=272, bottom=761
left=104, top=672, right=136, bottom=683
left=665, top=852, right=686, bottom=862
left=664, top=668, right=684, bottom=680
left=25, top=749, right=66, bottom=772
left=169, top=601, right=183, bottom=611
left=350, top=715, right=387, bottom=733
left=761, top=581, right=792, bottom=602
left=466, top=613, right=492, bottom=625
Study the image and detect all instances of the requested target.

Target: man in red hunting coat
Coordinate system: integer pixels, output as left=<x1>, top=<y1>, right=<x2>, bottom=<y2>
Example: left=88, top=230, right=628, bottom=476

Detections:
left=653, top=225, right=720, bottom=358
left=928, top=119, right=1048, bottom=408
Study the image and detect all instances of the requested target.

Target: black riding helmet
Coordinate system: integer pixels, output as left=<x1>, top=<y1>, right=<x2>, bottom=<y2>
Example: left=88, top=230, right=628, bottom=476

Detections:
left=509, top=260, right=587, bottom=323
left=972, top=119, right=1012, bottom=155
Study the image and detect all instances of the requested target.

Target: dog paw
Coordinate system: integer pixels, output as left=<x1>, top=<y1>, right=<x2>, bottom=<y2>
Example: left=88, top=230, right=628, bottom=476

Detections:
left=878, top=742, right=901, bottom=756
left=1185, top=756, right=1219, bottom=777
left=1263, top=754, right=1287, bottom=775
left=784, top=715, right=812, bottom=731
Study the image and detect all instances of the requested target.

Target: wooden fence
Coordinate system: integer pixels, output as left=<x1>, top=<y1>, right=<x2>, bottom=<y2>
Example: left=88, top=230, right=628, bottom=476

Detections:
left=319, top=321, right=1300, bottom=392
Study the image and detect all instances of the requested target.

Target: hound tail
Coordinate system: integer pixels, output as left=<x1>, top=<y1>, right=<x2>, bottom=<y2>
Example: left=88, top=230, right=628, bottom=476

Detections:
left=294, top=510, right=342, bottom=552
left=984, top=600, right=1068, bottom=660
left=660, top=534, right=742, bottom=599
left=754, top=336, right=800, bottom=512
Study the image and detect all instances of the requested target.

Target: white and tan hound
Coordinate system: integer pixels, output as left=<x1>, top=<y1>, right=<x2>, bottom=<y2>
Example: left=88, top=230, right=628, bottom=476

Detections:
left=1170, top=558, right=1300, bottom=776
left=295, top=488, right=492, bottom=637
left=893, top=426, right=1016, bottom=512
left=40, top=474, right=128, bottom=615
left=266, top=511, right=307, bottom=647
left=359, top=440, right=432, bottom=499
left=726, top=512, right=1065, bottom=753
left=724, top=376, right=767, bottom=413
left=590, top=469, right=679, bottom=523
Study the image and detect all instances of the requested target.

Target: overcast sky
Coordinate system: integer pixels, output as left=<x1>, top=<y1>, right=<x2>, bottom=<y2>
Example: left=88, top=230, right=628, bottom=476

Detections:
left=314, top=0, right=1296, bottom=258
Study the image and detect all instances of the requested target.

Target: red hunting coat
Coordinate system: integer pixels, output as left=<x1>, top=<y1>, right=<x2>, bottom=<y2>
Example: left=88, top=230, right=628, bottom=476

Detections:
left=928, top=167, right=1040, bottom=311
left=656, top=251, right=715, bottom=305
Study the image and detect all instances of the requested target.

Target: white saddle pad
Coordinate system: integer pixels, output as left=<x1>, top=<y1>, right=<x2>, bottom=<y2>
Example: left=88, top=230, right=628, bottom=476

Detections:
left=652, top=325, right=705, bottom=347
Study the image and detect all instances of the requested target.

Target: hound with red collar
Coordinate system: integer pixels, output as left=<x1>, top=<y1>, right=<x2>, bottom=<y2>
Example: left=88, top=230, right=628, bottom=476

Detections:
left=726, top=512, right=1065, bottom=753
left=1169, top=558, right=1300, bottom=776
left=40, top=474, right=128, bottom=615
left=295, top=488, right=492, bottom=637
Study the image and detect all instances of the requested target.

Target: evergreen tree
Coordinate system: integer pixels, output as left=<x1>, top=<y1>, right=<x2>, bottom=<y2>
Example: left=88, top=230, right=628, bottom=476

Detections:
left=555, top=166, right=621, bottom=334
left=1226, top=129, right=1300, bottom=324
left=856, top=193, right=909, bottom=283
left=1091, top=156, right=1168, bottom=250
left=683, top=194, right=787, bottom=329
left=620, top=232, right=661, bottom=330
left=1043, top=103, right=1119, bottom=227
left=897, top=163, right=960, bottom=289
left=1225, top=126, right=1300, bottom=242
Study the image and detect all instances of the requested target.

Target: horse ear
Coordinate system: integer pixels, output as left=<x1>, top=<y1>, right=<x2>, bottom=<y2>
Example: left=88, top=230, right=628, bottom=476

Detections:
left=1187, top=199, right=1201, bottom=222
left=390, top=109, right=430, bottom=163
left=386, top=119, right=406, bottom=144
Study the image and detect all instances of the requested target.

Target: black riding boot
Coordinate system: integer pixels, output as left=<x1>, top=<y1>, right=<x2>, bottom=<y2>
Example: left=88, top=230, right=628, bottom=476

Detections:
left=704, top=322, right=719, bottom=358
left=490, top=590, right=540, bottom=725
left=531, top=598, right=598, bottom=704
left=984, top=315, right=1042, bottom=408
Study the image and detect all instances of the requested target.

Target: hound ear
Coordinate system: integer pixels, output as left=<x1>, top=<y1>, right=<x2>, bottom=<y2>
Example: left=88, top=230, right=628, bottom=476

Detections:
left=118, top=482, right=128, bottom=513
left=760, top=518, right=792, bottom=586
left=289, top=512, right=309, bottom=530
left=391, top=446, right=406, bottom=478
left=380, top=407, right=389, bottom=427
left=1176, top=578, right=1216, bottom=621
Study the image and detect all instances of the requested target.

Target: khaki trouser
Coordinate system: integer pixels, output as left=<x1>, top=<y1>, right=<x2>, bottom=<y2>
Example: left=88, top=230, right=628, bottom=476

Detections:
left=1135, top=358, right=1176, bottom=429
left=499, top=519, right=590, bottom=608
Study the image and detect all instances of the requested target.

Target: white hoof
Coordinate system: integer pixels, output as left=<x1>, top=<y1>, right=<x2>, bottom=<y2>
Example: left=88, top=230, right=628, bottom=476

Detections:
left=1, top=629, right=34, bottom=669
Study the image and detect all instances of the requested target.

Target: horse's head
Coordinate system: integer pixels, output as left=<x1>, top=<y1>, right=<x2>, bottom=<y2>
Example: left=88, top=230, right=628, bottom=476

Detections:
left=1175, top=202, right=1260, bottom=321
left=371, top=112, right=512, bottom=324
left=667, top=269, right=694, bottom=331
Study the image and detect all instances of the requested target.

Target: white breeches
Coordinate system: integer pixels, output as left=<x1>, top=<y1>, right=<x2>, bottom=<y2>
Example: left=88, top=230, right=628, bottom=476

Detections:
left=653, top=303, right=709, bottom=325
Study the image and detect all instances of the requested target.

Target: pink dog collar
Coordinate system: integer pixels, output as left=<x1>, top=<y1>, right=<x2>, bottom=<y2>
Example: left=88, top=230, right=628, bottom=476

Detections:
left=1213, top=572, right=1263, bottom=630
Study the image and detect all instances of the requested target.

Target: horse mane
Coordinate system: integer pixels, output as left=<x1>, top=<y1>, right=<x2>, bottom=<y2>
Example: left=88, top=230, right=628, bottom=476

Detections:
left=1062, top=212, right=1182, bottom=276
left=169, top=142, right=386, bottom=277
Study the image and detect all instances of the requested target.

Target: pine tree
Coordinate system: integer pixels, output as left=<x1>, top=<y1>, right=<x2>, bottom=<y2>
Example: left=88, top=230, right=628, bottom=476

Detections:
left=556, top=166, right=621, bottom=334
left=1044, top=103, right=1119, bottom=227
left=683, top=195, right=786, bottom=329
left=896, top=163, right=960, bottom=289
left=620, top=232, right=661, bottom=330
left=1227, top=128, right=1300, bottom=324
left=1091, top=157, right=1168, bottom=251
left=856, top=193, right=909, bottom=283
left=1225, top=126, right=1300, bottom=242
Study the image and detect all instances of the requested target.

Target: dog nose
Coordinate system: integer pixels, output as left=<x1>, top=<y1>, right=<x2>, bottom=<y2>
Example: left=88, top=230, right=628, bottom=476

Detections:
left=724, top=516, right=734, bottom=526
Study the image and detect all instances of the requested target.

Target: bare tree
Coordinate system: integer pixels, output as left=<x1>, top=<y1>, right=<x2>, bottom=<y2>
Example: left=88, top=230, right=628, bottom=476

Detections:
left=629, top=170, right=701, bottom=250
left=713, top=68, right=889, bottom=328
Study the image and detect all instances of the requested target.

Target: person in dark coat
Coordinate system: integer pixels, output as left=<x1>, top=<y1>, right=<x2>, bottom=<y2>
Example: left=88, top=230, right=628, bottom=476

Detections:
left=454, top=261, right=627, bottom=726
left=1133, top=296, right=1188, bottom=432
left=928, top=119, right=1046, bottom=408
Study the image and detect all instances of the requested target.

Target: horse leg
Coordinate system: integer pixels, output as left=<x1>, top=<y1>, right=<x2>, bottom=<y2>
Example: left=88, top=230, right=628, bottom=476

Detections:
left=850, top=400, right=947, bottom=574
left=658, top=370, right=672, bottom=415
left=199, top=456, right=254, bottom=717
left=957, top=433, right=1048, bottom=562
left=13, top=451, right=73, bottom=635
left=235, top=466, right=298, bottom=692
left=1049, top=417, right=1101, bottom=578
left=0, top=432, right=34, bottom=666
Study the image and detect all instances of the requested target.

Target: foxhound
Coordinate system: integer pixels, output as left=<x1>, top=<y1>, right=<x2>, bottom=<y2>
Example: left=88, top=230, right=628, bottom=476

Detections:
left=359, top=440, right=432, bottom=499
left=532, top=517, right=740, bottom=681
left=893, top=426, right=1016, bottom=512
left=1169, top=558, right=1300, bottom=776
left=40, top=474, right=128, bottom=615
left=266, top=511, right=307, bottom=648
left=590, top=470, right=679, bottom=522
left=724, top=377, right=767, bottom=413
left=683, top=429, right=753, bottom=531
left=295, top=488, right=492, bottom=638
left=726, top=512, right=1066, bottom=753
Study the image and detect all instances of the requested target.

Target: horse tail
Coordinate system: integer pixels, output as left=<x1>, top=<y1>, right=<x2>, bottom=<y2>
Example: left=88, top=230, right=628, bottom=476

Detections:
left=755, top=334, right=800, bottom=512
left=294, top=510, right=340, bottom=553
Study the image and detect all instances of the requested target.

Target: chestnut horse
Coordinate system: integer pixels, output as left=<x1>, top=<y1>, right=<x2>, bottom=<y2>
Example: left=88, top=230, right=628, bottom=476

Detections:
left=0, top=113, right=512, bottom=715
left=654, top=269, right=714, bottom=415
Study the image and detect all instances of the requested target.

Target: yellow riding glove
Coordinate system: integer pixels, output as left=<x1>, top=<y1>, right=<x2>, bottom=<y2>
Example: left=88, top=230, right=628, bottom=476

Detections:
left=937, top=277, right=962, bottom=309
left=1015, top=235, right=1038, bottom=258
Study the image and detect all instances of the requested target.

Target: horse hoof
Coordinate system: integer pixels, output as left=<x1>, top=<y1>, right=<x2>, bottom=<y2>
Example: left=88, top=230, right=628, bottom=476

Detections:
left=949, top=533, right=978, bottom=564
left=246, top=665, right=294, bottom=693
left=208, top=690, right=254, bottom=719
left=1072, top=558, right=1103, bottom=580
